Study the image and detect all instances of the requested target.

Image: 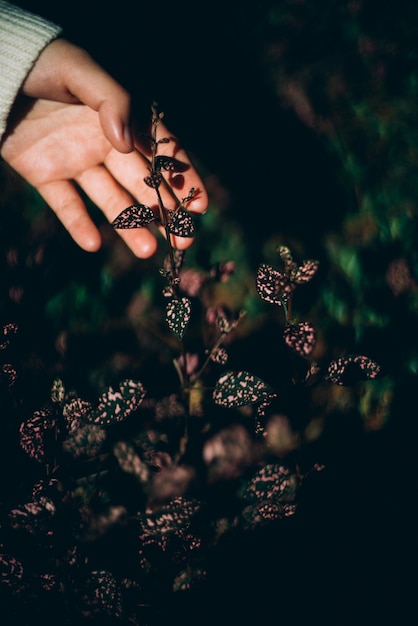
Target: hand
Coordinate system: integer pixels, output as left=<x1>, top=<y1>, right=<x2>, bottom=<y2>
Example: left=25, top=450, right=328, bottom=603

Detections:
left=0, top=39, right=208, bottom=257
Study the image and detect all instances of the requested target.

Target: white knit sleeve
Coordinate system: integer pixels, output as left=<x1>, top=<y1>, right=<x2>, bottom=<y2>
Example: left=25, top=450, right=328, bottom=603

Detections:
left=0, top=1, right=62, bottom=140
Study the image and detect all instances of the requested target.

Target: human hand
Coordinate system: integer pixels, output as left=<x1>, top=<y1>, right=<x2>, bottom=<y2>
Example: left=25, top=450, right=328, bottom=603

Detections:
left=0, top=39, right=208, bottom=257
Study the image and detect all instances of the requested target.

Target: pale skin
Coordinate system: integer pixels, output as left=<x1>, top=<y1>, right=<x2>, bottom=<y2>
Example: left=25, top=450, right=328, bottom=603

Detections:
left=0, top=38, right=209, bottom=258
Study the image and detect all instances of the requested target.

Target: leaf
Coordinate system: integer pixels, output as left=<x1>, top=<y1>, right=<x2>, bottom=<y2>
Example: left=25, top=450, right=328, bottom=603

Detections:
left=62, top=424, right=106, bottom=460
left=256, top=263, right=294, bottom=304
left=283, top=321, right=317, bottom=357
left=137, top=496, right=200, bottom=535
left=290, top=259, right=319, bottom=284
left=210, top=347, right=228, bottom=364
left=8, top=498, right=56, bottom=533
left=0, top=322, right=18, bottom=350
left=144, top=172, right=163, bottom=188
left=166, top=297, right=191, bottom=339
left=0, top=552, right=24, bottom=586
left=63, top=397, right=93, bottom=431
left=51, top=378, right=66, bottom=404
left=168, top=208, right=195, bottom=238
left=19, top=409, right=57, bottom=462
left=237, top=464, right=300, bottom=529
left=327, top=354, right=381, bottom=385
left=239, top=463, right=299, bottom=504
left=83, top=570, right=122, bottom=618
left=1, top=363, right=16, bottom=386
left=213, top=370, right=275, bottom=408
left=113, top=441, right=149, bottom=483
left=155, top=155, right=186, bottom=172
left=111, top=204, right=155, bottom=229
left=278, top=245, right=297, bottom=273
left=86, top=379, right=146, bottom=425
left=163, top=249, right=185, bottom=275
left=256, top=257, right=319, bottom=306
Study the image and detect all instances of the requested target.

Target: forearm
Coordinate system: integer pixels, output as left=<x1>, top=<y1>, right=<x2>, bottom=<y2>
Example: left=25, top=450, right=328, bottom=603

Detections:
left=0, top=0, right=62, bottom=140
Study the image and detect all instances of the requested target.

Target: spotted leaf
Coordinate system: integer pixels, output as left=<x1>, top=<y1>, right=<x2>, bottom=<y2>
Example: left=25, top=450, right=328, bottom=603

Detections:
left=111, top=204, right=155, bottom=229
left=210, top=347, right=228, bottom=364
left=1, top=363, right=16, bottom=386
left=290, top=259, right=319, bottom=284
left=19, top=409, right=57, bottom=462
left=51, top=377, right=66, bottom=404
left=0, top=322, right=18, bottom=350
left=168, top=208, right=195, bottom=238
left=82, top=570, right=122, bottom=618
left=144, top=172, right=163, bottom=188
left=213, top=370, right=275, bottom=408
left=278, top=246, right=297, bottom=274
left=63, top=397, right=94, bottom=432
left=155, top=155, right=185, bottom=172
left=283, top=321, right=316, bottom=357
left=63, top=424, right=106, bottom=460
left=166, top=297, right=191, bottom=339
left=113, top=441, right=150, bottom=483
left=327, top=355, right=381, bottom=386
left=86, top=379, right=146, bottom=425
left=237, top=464, right=300, bottom=528
left=256, top=263, right=294, bottom=305
left=163, top=249, right=185, bottom=275
left=0, top=552, right=24, bottom=587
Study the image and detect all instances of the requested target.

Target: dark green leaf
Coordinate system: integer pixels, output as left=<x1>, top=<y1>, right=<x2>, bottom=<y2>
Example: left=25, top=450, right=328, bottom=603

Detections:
left=166, top=297, right=191, bottom=339
left=327, top=354, right=381, bottom=385
left=86, top=379, right=146, bottom=425
left=213, top=370, right=274, bottom=408
left=283, top=321, right=316, bottom=357
left=0, top=322, right=18, bottom=350
left=256, top=263, right=293, bottom=304
left=290, top=259, right=319, bottom=284
left=144, top=172, right=163, bottom=188
left=155, top=156, right=186, bottom=172
left=168, top=208, right=195, bottom=238
left=111, top=204, right=155, bottom=229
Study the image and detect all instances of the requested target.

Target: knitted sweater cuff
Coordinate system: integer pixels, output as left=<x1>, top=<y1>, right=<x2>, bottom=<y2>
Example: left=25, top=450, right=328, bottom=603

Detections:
left=0, top=1, right=62, bottom=139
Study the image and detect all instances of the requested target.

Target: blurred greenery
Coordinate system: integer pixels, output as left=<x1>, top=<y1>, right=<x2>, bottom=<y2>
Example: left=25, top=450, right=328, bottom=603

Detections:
left=253, top=0, right=418, bottom=435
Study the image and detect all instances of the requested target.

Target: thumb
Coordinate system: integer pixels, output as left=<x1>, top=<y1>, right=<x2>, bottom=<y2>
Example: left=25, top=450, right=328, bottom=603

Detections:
left=23, top=39, right=134, bottom=153
left=97, top=98, right=134, bottom=154
left=64, top=46, right=134, bottom=153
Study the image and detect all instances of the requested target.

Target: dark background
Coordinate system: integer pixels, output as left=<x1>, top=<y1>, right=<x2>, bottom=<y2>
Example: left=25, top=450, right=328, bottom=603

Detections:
left=3, top=2, right=416, bottom=623
left=18, top=0, right=344, bottom=258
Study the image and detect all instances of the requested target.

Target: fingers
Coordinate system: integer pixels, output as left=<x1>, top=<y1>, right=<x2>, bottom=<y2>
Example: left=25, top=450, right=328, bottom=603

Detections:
left=105, top=121, right=209, bottom=248
left=75, top=165, right=158, bottom=258
left=38, top=173, right=159, bottom=259
left=133, top=120, right=209, bottom=209
left=142, top=121, right=209, bottom=249
left=71, top=140, right=208, bottom=257
left=152, top=121, right=209, bottom=216
left=16, top=50, right=209, bottom=257
left=37, top=180, right=103, bottom=252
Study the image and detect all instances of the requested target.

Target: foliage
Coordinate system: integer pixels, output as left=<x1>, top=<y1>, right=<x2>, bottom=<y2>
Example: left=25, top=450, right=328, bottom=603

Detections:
left=0, top=104, right=381, bottom=625
left=255, top=0, right=418, bottom=430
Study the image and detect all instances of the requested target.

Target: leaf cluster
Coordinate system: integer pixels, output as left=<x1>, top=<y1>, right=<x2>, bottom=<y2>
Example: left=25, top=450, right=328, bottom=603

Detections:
left=0, top=105, right=381, bottom=625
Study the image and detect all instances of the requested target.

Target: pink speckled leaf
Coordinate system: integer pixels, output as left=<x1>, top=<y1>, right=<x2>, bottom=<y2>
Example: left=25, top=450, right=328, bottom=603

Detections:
left=86, top=379, right=146, bottom=425
left=111, top=204, right=155, bottom=229
left=256, top=263, right=294, bottom=305
left=166, top=297, right=191, bottom=339
left=327, top=354, right=381, bottom=385
left=283, top=321, right=317, bottom=357
left=168, top=208, right=195, bottom=238
left=213, top=370, right=275, bottom=408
